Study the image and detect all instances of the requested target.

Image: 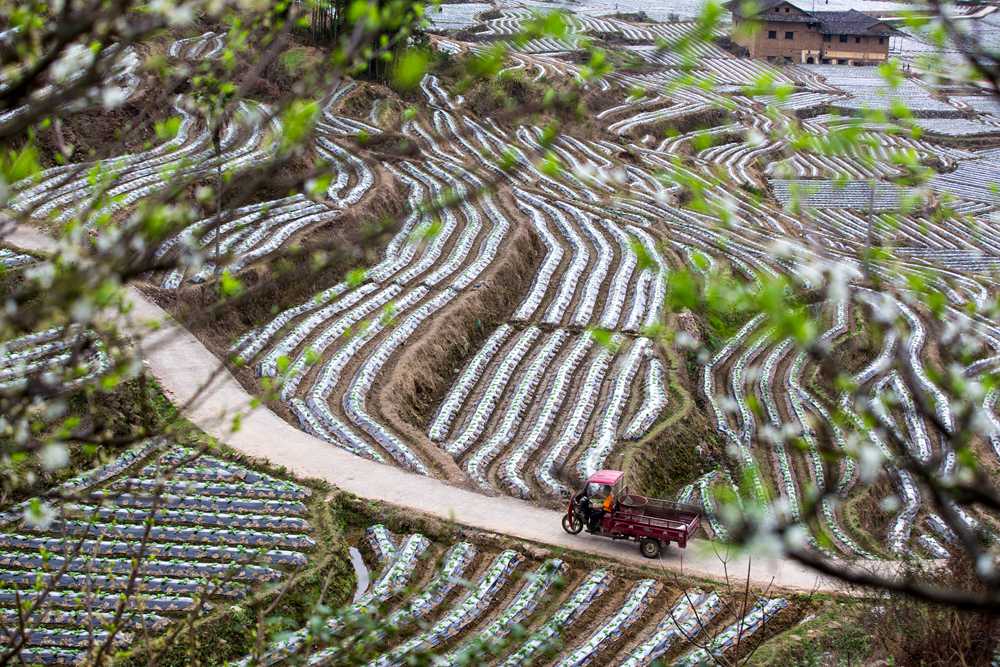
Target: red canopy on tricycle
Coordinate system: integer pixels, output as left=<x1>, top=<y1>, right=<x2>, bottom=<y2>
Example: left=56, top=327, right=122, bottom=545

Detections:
left=587, top=470, right=624, bottom=486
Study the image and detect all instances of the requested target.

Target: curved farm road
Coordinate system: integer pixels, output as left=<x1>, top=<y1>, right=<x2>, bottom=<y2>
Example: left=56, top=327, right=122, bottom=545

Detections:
left=9, top=225, right=854, bottom=594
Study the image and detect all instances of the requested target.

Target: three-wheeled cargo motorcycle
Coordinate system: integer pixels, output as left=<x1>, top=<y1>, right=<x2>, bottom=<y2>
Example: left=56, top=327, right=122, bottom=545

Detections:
left=561, top=470, right=701, bottom=558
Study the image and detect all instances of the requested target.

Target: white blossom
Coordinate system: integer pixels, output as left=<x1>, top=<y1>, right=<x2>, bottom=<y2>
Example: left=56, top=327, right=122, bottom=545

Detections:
left=717, top=395, right=738, bottom=415
left=768, top=238, right=800, bottom=260
left=759, top=424, right=780, bottom=445
left=828, top=260, right=861, bottom=303
left=574, top=163, right=596, bottom=181
left=862, top=291, right=898, bottom=324
left=976, top=553, right=996, bottom=578
left=779, top=422, right=801, bottom=440
left=674, top=331, right=697, bottom=350
left=70, top=297, right=94, bottom=323
left=23, top=501, right=57, bottom=530
left=746, top=531, right=784, bottom=559
left=25, top=262, right=56, bottom=289
left=793, top=259, right=823, bottom=289
left=783, top=524, right=809, bottom=550
left=38, top=443, right=70, bottom=471
left=101, top=85, right=128, bottom=110
left=745, top=128, right=766, bottom=147
left=150, top=0, right=194, bottom=26
left=971, top=407, right=998, bottom=439
left=858, top=442, right=885, bottom=484
left=879, top=495, right=900, bottom=512
left=51, top=44, right=95, bottom=83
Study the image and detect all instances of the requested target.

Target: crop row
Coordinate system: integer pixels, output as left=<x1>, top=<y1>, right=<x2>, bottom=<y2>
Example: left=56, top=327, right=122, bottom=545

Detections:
left=168, top=31, right=225, bottom=60
left=0, top=326, right=109, bottom=394
left=0, top=45, right=139, bottom=129
left=158, top=196, right=336, bottom=289
left=371, top=550, right=524, bottom=666
left=577, top=338, right=649, bottom=482
left=619, top=590, right=723, bottom=667
left=674, top=598, right=788, bottom=666
left=0, top=442, right=315, bottom=662
left=186, top=59, right=1000, bottom=551
left=0, top=248, right=35, bottom=269
left=499, top=334, right=595, bottom=498
left=557, top=578, right=659, bottom=667
left=243, top=524, right=792, bottom=666
left=463, top=331, right=568, bottom=490
left=239, top=530, right=431, bottom=667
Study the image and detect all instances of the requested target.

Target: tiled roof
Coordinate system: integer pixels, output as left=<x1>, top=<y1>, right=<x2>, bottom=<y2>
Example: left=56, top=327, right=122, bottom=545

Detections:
left=726, top=1, right=899, bottom=36
left=815, top=9, right=893, bottom=35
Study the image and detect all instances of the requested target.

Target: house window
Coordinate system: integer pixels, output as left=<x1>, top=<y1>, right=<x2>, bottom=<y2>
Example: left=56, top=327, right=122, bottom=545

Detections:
left=823, top=34, right=831, bottom=42
left=839, top=34, right=848, bottom=43
left=878, top=36, right=885, bottom=44
left=784, top=6, right=790, bottom=11
left=855, top=36, right=861, bottom=43
left=768, top=30, right=777, bottom=39
left=785, top=31, right=794, bottom=39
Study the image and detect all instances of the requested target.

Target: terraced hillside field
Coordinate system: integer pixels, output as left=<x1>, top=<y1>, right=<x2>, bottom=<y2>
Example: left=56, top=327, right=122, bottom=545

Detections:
left=0, top=437, right=808, bottom=665
left=238, top=521, right=796, bottom=666
left=8, top=3, right=1000, bottom=579
left=0, top=441, right=319, bottom=665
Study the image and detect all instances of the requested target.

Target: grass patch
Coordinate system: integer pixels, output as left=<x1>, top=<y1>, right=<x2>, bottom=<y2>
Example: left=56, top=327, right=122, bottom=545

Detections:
left=748, top=602, right=871, bottom=666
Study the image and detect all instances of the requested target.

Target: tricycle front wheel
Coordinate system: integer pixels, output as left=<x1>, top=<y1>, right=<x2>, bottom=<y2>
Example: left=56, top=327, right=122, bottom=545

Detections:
left=639, top=537, right=662, bottom=558
left=562, top=513, right=584, bottom=535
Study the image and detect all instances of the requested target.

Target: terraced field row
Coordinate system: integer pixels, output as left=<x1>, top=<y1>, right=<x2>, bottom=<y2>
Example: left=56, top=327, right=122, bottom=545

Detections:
left=0, top=326, right=109, bottom=394
left=0, top=441, right=315, bottom=665
left=240, top=523, right=792, bottom=666
left=453, top=32, right=1000, bottom=558
left=227, top=68, right=825, bottom=501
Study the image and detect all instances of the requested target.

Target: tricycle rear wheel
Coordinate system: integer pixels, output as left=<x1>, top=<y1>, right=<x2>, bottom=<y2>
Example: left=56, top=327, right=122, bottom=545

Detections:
left=562, top=513, right=584, bottom=535
left=639, top=537, right=661, bottom=559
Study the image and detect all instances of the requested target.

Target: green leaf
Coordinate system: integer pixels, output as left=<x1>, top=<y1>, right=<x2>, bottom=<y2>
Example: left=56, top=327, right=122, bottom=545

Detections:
left=587, top=327, right=620, bottom=353
left=393, top=48, right=430, bottom=90
left=1, top=144, right=41, bottom=183
left=154, top=116, right=182, bottom=141
left=280, top=99, right=319, bottom=149
left=629, top=236, right=656, bottom=271
left=346, top=268, right=367, bottom=287
left=219, top=270, right=244, bottom=298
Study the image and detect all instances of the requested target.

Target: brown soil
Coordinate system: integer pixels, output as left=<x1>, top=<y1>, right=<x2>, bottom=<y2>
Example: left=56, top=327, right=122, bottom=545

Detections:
left=632, top=381, right=721, bottom=497
left=224, top=147, right=321, bottom=206
left=642, top=107, right=734, bottom=143
left=33, top=92, right=174, bottom=168
left=339, top=82, right=404, bottom=120
left=456, top=68, right=610, bottom=143
left=354, top=131, right=423, bottom=159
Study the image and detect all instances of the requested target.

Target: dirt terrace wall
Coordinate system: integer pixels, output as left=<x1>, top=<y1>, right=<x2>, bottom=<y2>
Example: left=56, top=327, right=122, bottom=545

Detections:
left=374, top=188, right=545, bottom=479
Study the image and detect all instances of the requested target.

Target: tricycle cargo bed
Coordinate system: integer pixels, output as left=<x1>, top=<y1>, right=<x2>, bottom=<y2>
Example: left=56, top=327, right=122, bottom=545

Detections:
left=620, top=495, right=700, bottom=524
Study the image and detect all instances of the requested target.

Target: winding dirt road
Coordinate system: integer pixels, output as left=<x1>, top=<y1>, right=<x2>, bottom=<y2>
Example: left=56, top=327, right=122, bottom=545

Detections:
left=8, top=225, right=845, bottom=593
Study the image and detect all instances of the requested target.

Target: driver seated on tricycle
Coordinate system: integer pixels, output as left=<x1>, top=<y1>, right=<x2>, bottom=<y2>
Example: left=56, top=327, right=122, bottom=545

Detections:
left=583, top=483, right=615, bottom=532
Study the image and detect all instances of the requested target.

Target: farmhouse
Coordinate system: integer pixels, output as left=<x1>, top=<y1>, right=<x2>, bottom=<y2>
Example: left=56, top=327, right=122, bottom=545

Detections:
left=726, top=0, right=900, bottom=65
